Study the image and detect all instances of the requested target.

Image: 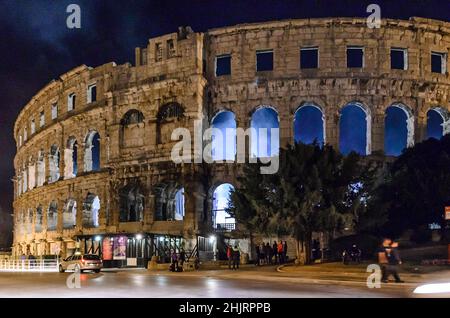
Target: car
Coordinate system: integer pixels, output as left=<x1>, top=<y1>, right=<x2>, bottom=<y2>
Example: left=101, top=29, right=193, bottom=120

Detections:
left=59, top=254, right=102, bottom=273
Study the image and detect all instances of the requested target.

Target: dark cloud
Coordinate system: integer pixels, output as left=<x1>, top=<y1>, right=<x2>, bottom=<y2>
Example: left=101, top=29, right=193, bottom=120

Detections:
left=0, top=0, right=448, bottom=247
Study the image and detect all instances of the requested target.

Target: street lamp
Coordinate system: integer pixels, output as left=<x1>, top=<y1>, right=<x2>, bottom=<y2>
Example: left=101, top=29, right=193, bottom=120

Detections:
left=136, top=234, right=143, bottom=240
left=94, top=235, right=102, bottom=242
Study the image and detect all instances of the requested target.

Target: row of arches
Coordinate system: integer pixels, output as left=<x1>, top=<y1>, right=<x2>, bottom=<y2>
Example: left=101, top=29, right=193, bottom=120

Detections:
left=17, top=131, right=100, bottom=196
left=210, top=103, right=449, bottom=159
left=16, top=194, right=101, bottom=234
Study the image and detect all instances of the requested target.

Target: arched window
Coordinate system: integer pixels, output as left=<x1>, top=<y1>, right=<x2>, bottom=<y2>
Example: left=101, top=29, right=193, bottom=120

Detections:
left=28, top=156, right=36, bottom=190
left=84, top=131, right=100, bottom=172
left=47, top=201, right=58, bottom=231
left=250, top=106, right=279, bottom=158
left=22, top=166, right=28, bottom=193
left=294, top=103, right=325, bottom=145
left=427, top=107, right=449, bottom=140
left=339, top=102, right=371, bottom=155
left=35, top=205, right=43, bottom=233
left=119, top=184, right=145, bottom=222
left=82, top=193, right=100, bottom=228
left=63, top=199, right=77, bottom=229
left=211, top=111, right=237, bottom=161
left=212, top=183, right=235, bottom=231
left=154, top=183, right=185, bottom=221
left=64, top=137, right=78, bottom=179
left=49, top=145, right=60, bottom=183
left=37, top=150, right=45, bottom=187
left=384, top=103, right=414, bottom=156
left=27, top=208, right=33, bottom=234
left=156, top=102, right=184, bottom=144
left=120, top=109, right=145, bottom=148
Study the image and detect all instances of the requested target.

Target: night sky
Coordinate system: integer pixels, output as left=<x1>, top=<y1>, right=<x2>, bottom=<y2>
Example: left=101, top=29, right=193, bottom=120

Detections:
left=0, top=0, right=449, bottom=242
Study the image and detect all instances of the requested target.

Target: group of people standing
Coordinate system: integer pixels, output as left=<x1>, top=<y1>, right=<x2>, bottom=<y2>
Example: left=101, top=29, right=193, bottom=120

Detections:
left=170, top=249, right=186, bottom=272
left=226, top=244, right=241, bottom=270
left=255, top=241, right=288, bottom=266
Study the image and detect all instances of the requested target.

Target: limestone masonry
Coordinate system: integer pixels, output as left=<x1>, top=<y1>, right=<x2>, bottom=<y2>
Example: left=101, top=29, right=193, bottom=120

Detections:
left=12, top=17, right=450, bottom=264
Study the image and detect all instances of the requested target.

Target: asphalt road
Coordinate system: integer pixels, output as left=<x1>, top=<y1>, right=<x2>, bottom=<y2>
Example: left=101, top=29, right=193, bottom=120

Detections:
left=0, top=269, right=410, bottom=298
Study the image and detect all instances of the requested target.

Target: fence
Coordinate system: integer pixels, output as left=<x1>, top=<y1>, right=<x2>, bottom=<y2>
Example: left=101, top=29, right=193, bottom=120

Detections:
left=0, top=259, right=60, bottom=272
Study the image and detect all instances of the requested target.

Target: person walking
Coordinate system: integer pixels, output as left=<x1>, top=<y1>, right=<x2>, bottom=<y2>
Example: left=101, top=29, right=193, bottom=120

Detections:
left=255, top=243, right=261, bottom=266
left=282, top=241, right=288, bottom=263
left=272, top=241, right=278, bottom=265
left=385, top=242, right=404, bottom=283
left=277, top=241, right=284, bottom=264
left=226, top=244, right=232, bottom=270
left=232, top=245, right=241, bottom=270
left=377, top=238, right=391, bottom=283
left=265, top=242, right=272, bottom=265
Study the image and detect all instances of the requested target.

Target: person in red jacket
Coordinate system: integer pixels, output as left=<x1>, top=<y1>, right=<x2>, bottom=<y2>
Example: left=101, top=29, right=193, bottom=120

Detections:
left=226, top=245, right=232, bottom=269
left=277, top=241, right=284, bottom=264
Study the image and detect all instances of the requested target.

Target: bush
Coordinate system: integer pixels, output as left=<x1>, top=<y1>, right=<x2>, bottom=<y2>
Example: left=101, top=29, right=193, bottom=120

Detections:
left=329, top=234, right=380, bottom=261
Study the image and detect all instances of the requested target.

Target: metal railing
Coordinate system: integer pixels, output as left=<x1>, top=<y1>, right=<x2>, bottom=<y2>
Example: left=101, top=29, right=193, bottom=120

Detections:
left=214, top=223, right=236, bottom=232
left=0, top=259, right=60, bottom=272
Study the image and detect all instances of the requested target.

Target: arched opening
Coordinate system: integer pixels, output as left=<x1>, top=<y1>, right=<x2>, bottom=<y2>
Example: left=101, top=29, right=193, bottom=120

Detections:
left=22, top=165, right=28, bottom=193
left=156, top=102, right=184, bottom=144
left=28, top=156, right=36, bottom=190
left=84, top=131, right=100, bottom=172
left=37, top=150, right=45, bottom=187
left=82, top=193, right=100, bottom=228
left=294, top=103, right=325, bottom=145
left=63, top=199, right=77, bottom=229
left=212, top=183, right=235, bottom=231
left=47, top=201, right=58, bottom=231
left=154, top=183, right=185, bottom=221
left=250, top=106, right=279, bottom=158
left=120, top=109, right=145, bottom=148
left=64, top=137, right=78, bottom=179
left=384, top=103, right=414, bottom=156
left=119, top=183, right=145, bottom=222
left=26, top=208, right=33, bottom=234
left=49, top=144, right=60, bottom=183
left=339, top=102, right=371, bottom=155
left=35, top=205, right=43, bottom=233
left=211, top=110, right=237, bottom=161
left=427, top=107, right=449, bottom=140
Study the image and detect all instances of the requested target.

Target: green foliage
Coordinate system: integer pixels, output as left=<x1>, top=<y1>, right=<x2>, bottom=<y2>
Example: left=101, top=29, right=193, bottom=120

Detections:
left=227, top=142, right=379, bottom=262
left=377, top=135, right=450, bottom=237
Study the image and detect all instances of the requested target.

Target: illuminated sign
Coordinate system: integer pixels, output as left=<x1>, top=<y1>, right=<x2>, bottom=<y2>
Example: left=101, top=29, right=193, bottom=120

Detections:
left=102, top=237, right=113, bottom=261
left=113, top=236, right=127, bottom=260
left=446, top=207, right=450, bottom=220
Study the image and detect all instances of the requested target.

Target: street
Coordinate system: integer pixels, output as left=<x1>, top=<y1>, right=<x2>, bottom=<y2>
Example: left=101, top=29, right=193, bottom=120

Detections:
left=0, top=269, right=413, bottom=298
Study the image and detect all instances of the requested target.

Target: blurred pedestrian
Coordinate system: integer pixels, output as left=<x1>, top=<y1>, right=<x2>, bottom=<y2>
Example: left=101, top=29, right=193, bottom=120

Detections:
left=283, top=241, right=288, bottom=263
left=277, top=241, right=284, bottom=264
left=377, top=238, right=392, bottom=283
left=265, top=242, right=272, bottom=264
left=227, top=244, right=232, bottom=269
left=255, top=243, right=261, bottom=266
left=259, top=243, right=265, bottom=265
left=385, top=242, right=404, bottom=283
left=232, top=245, right=241, bottom=270
left=272, top=241, right=278, bottom=264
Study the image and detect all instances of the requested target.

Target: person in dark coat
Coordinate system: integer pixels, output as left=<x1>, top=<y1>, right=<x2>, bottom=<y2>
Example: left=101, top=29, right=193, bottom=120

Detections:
left=272, top=241, right=278, bottom=265
left=259, top=243, right=265, bottom=265
left=232, top=245, right=241, bottom=270
left=255, top=244, right=261, bottom=266
left=385, top=242, right=404, bottom=283
left=377, top=238, right=392, bottom=282
left=265, top=243, right=272, bottom=264
left=282, top=241, right=288, bottom=263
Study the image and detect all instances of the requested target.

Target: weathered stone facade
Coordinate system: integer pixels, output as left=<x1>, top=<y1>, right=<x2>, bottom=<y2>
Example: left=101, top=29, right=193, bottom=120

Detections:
left=12, top=18, right=450, bottom=262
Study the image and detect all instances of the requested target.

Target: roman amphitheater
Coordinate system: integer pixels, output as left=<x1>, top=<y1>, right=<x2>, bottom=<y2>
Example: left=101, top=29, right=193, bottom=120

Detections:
left=12, top=17, right=450, bottom=266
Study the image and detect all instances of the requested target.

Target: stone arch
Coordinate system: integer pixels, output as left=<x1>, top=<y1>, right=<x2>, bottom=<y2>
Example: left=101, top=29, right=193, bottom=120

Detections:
left=294, top=102, right=325, bottom=145
left=339, top=101, right=371, bottom=155
left=47, top=200, right=58, bottom=231
left=119, top=182, right=146, bottom=222
left=384, top=102, right=414, bottom=156
left=64, top=136, right=78, bottom=179
left=210, top=183, right=235, bottom=230
left=250, top=105, right=279, bottom=158
left=36, top=149, right=46, bottom=187
left=210, top=110, right=237, bottom=161
left=156, top=102, right=185, bottom=144
left=49, top=144, right=60, bottom=183
left=153, top=181, right=185, bottom=221
left=120, top=109, right=145, bottom=148
left=35, top=205, right=43, bottom=233
left=82, top=193, right=100, bottom=228
left=84, top=131, right=100, bottom=172
left=63, top=198, right=77, bottom=229
left=427, top=106, right=450, bottom=139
